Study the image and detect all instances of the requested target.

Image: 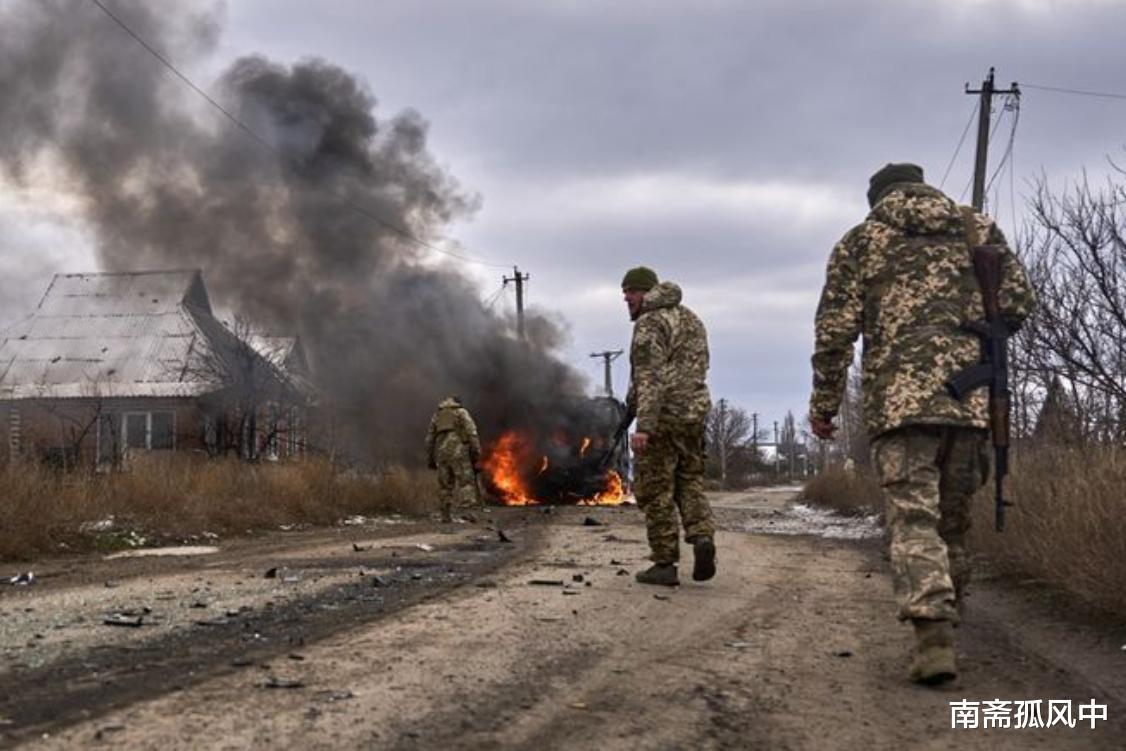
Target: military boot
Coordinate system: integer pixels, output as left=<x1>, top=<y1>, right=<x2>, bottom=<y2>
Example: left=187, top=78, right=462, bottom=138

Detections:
left=908, top=619, right=957, bottom=686
left=635, top=563, right=679, bottom=587
left=692, top=536, right=717, bottom=581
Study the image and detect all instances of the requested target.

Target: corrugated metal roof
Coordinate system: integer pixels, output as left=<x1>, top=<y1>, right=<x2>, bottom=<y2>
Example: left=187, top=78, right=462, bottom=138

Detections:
left=0, top=270, right=239, bottom=400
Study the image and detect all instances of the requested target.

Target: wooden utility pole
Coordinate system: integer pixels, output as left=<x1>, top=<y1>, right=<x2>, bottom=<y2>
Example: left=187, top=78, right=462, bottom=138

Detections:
left=966, top=67, right=1020, bottom=211
left=717, top=398, right=728, bottom=488
left=502, top=266, right=530, bottom=341
left=589, top=350, right=623, bottom=397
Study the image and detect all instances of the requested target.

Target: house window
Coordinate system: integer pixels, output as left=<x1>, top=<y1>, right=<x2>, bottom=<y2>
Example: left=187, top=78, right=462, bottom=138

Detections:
left=122, top=411, right=176, bottom=451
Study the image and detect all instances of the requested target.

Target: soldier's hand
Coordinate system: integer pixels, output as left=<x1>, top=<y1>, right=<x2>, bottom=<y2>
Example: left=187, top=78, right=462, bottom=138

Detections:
left=630, top=431, right=649, bottom=454
left=810, top=415, right=836, bottom=440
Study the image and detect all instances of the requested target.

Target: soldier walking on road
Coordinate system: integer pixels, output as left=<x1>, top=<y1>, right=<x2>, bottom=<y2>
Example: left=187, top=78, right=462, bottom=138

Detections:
left=621, top=266, right=717, bottom=587
left=425, top=396, right=483, bottom=523
left=809, top=163, right=1034, bottom=684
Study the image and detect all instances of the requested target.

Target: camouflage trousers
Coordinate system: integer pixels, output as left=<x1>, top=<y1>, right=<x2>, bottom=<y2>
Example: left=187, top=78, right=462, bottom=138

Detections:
left=633, top=421, right=716, bottom=565
left=434, top=435, right=480, bottom=520
left=871, top=425, right=989, bottom=622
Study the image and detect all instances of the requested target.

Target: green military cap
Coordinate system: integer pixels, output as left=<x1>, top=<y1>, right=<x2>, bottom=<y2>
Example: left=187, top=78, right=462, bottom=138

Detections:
left=621, top=266, right=659, bottom=291
left=867, top=163, right=925, bottom=208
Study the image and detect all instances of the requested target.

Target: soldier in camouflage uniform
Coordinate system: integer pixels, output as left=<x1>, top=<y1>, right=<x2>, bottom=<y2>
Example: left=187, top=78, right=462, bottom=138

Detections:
left=809, top=163, right=1034, bottom=684
left=425, top=397, right=483, bottom=523
left=622, top=267, right=717, bottom=586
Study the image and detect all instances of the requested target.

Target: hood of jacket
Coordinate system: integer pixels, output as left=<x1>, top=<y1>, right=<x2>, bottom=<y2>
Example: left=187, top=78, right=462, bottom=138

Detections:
left=640, top=281, right=683, bottom=315
left=867, top=183, right=965, bottom=238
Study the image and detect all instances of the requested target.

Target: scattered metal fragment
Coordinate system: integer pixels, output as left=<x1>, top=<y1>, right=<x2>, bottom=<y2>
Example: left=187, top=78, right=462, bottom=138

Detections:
left=725, top=641, right=753, bottom=649
left=562, top=590, right=580, bottom=596
left=616, top=569, right=629, bottom=576
left=94, top=724, right=126, bottom=741
left=193, top=617, right=231, bottom=627
left=262, top=676, right=305, bottom=689
left=264, top=567, right=278, bottom=579
left=528, top=579, right=565, bottom=587
left=653, top=594, right=670, bottom=601
left=104, top=579, right=119, bottom=589
left=289, top=653, right=306, bottom=661
left=572, top=574, right=585, bottom=583
left=190, top=601, right=209, bottom=609
left=609, top=559, right=624, bottom=566
left=497, top=529, right=513, bottom=543
left=322, top=690, right=355, bottom=702
left=231, top=656, right=254, bottom=667
left=103, top=613, right=144, bottom=627
left=415, top=543, right=435, bottom=552
left=282, top=575, right=301, bottom=583
left=582, top=516, right=604, bottom=527
left=834, top=650, right=854, bottom=658
left=352, top=543, right=370, bottom=552
left=370, top=575, right=389, bottom=588
left=7, top=572, right=34, bottom=586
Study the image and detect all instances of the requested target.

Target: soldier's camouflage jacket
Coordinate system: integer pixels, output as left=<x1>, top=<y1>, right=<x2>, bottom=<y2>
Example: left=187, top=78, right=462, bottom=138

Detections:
left=810, top=182, right=1035, bottom=437
left=425, top=398, right=482, bottom=465
left=626, top=281, right=711, bottom=434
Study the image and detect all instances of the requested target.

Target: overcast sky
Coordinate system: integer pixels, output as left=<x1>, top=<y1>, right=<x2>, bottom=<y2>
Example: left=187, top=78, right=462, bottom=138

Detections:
left=3, top=0, right=1126, bottom=434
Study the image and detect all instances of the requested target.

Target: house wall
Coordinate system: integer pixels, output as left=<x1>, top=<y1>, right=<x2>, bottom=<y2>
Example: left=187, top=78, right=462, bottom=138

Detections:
left=2, top=397, right=204, bottom=468
left=2, top=396, right=311, bottom=468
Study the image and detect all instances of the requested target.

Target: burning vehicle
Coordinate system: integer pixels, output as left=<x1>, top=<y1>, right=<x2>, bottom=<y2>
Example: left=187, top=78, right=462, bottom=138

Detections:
left=482, top=396, right=630, bottom=506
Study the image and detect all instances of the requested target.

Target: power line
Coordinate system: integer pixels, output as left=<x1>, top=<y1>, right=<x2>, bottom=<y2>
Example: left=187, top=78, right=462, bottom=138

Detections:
left=85, top=0, right=510, bottom=269
left=940, top=100, right=979, bottom=190
left=1023, top=82, right=1126, bottom=101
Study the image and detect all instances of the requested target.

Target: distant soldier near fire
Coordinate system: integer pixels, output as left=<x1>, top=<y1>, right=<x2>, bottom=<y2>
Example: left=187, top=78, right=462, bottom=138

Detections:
left=809, top=163, right=1034, bottom=684
left=425, top=396, right=483, bottom=523
left=621, top=266, right=717, bottom=586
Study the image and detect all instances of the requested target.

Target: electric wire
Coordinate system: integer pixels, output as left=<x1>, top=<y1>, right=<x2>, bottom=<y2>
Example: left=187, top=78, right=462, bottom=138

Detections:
left=959, top=103, right=1008, bottom=203
left=1023, top=82, right=1126, bottom=101
left=86, top=0, right=511, bottom=269
left=940, top=100, right=979, bottom=190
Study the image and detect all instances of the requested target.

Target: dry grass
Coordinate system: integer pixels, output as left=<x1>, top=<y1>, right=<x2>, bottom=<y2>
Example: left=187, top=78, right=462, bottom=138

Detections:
left=0, top=455, right=439, bottom=561
left=799, top=464, right=883, bottom=516
left=970, top=445, right=1126, bottom=618
left=804, top=447, right=1126, bottom=619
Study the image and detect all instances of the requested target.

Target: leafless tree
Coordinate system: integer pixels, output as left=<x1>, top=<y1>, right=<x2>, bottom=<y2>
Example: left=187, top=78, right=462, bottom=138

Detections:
left=706, top=398, right=753, bottom=488
left=1016, top=171, right=1126, bottom=442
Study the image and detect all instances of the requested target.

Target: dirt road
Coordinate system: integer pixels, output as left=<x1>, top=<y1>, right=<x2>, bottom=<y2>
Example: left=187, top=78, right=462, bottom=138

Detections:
left=1, top=490, right=1123, bottom=749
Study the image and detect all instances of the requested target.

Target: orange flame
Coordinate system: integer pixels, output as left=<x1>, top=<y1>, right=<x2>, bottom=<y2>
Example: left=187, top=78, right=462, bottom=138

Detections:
left=579, top=437, right=592, bottom=458
left=537, top=455, right=549, bottom=475
left=579, top=471, right=627, bottom=506
left=482, top=431, right=538, bottom=506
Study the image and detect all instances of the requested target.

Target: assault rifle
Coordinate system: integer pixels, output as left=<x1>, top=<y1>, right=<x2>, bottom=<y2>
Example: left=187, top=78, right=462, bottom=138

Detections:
left=597, top=408, right=635, bottom=471
left=945, top=245, right=1012, bottom=532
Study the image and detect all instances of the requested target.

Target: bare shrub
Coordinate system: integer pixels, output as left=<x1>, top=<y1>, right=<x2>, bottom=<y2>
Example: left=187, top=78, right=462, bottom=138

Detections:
left=800, top=465, right=882, bottom=517
left=970, top=445, right=1126, bottom=618
left=0, top=456, right=439, bottom=561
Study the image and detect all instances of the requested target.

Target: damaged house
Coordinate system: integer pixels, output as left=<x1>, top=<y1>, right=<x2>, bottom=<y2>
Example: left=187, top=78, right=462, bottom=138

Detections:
left=0, top=270, right=315, bottom=468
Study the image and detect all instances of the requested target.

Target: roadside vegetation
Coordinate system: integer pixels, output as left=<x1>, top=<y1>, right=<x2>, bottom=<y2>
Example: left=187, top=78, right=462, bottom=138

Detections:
left=802, top=447, right=1126, bottom=619
left=0, top=456, right=438, bottom=561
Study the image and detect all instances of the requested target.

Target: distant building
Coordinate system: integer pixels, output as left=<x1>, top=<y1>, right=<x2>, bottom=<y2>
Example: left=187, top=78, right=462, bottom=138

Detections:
left=0, top=270, right=314, bottom=468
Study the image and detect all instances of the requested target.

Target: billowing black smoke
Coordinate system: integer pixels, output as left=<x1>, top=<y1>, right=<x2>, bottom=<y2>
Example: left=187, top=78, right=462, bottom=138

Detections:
left=0, top=0, right=598, bottom=463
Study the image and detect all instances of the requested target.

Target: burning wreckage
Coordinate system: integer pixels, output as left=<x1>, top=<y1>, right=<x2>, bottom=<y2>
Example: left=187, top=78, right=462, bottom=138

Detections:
left=481, top=396, right=631, bottom=506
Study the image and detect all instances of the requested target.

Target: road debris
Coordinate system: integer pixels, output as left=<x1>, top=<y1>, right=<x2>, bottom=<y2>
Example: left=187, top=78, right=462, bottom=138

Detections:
left=562, top=590, right=580, bottom=596
left=497, top=529, right=513, bottom=543
left=725, top=641, right=753, bottom=649
left=582, top=516, right=605, bottom=527
left=282, top=575, right=302, bottom=583
left=352, top=543, right=371, bottom=552
left=262, top=676, right=305, bottom=689
left=193, top=617, right=231, bottom=627
left=528, top=579, right=565, bottom=587
left=264, top=567, right=279, bottom=579
left=653, top=594, right=670, bottom=601
left=415, top=543, right=435, bottom=552
left=103, top=613, right=145, bottom=627
left=341, top=515, right=368, bottom=526
left=320, top=690, right=356, bottom=702
left=105, top=546, right=218, bottom=559
left=616, top=569, right=629, bottom=576
left=370, top=575, right=389, bottom=588
left=572, top=574, right=585, bottom=583
left=93, top=724, right=126, bottom=741
left=7, top=572, right=34, bottom=586
left=834, top=650, right=854, bottom=658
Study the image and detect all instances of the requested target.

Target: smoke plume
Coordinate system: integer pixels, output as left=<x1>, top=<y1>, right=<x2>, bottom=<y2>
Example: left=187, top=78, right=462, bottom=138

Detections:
left=0, top=0, right=596, bottom=463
